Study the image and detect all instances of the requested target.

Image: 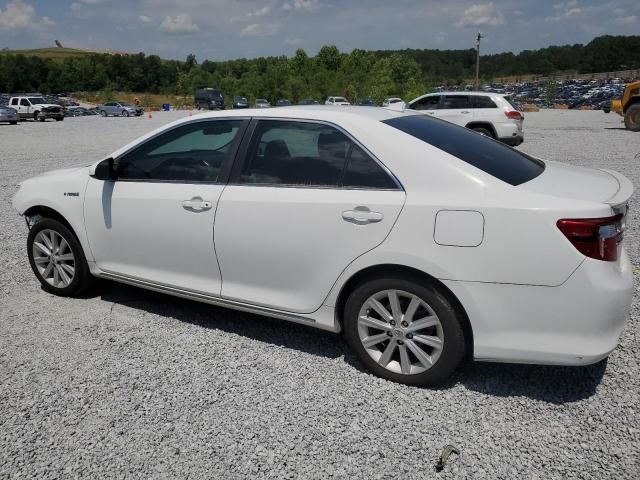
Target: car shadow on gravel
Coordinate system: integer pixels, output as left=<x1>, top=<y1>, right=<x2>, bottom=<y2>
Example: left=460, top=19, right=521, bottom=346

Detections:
left=92, top=281, right=607, bottom=403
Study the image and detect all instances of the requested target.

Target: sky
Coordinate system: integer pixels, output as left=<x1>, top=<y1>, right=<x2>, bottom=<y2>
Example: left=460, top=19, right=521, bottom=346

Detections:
left=0, top=0, right=638, bottom=61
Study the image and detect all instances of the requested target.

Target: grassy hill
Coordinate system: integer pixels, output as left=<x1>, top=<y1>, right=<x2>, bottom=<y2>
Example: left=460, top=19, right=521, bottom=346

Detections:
left=0, top=47, right=121, bottom=60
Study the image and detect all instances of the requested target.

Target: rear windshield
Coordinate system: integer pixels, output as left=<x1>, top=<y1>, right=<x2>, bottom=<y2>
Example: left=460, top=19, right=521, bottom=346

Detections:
left=383, top=115, right=544, bottom=186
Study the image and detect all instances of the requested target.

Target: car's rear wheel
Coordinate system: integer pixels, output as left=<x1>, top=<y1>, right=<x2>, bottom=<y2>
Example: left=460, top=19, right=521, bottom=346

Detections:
left=344, top=276, right=466, bottom=386
left=100, top=110, right=107, bottom=117
left=472, top=127, right=493, bottom=137
left=27, top=218, right=92, bottom=297
left=624, top=104, right=640, bottom=132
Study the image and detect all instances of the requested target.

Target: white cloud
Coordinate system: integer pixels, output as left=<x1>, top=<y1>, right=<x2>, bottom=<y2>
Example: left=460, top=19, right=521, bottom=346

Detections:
left=139, top=15, right=151, bottom=23
left=456, top=3, right=503, bottom=27
left=614, top=14, right=637, bottom=25
left=239, top=22, right=279, bottom=37
left=160, top=13, right=199, bottom=34
left=0, top=0, right=53, bottom=30
left=282, top=0, right=321, bottom=12
left=283, top=37, right=302, bottom=45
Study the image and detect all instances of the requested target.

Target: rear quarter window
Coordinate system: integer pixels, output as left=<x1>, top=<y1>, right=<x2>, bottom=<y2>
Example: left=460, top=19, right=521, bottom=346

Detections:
left=383, top=115, right=544, bottom=186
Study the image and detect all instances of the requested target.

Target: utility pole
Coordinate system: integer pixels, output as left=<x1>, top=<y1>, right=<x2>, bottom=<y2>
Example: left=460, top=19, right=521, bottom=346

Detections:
left=475, top=32, right=483, bottom=90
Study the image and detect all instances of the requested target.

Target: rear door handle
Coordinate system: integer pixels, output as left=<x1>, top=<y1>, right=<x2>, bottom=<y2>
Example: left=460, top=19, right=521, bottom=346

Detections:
left=461, top=110, right=471, bottom=114
left=342, top=206, right=383, bottom=225
left=182, top=197, right=212, bottom=211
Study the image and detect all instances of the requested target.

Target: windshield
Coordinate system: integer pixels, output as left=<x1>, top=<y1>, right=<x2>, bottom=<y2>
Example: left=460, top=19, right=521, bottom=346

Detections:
left=383, top=114, right=544, bottom=186
left=28, top=97, right=47, bottom=104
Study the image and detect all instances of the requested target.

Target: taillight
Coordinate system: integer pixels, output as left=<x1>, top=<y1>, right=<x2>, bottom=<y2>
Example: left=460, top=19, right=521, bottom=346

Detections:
left=504, top=110, right=522, bottom=120
left=556, top=215, right=624, bottom=261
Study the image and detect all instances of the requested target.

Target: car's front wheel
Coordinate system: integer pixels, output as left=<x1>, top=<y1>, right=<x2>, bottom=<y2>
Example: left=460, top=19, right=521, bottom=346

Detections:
left=122, top=110, right=130, bottom=117
left=27, top=218, right=92, bottom=297
left=344, top=276, right=466, bottom=386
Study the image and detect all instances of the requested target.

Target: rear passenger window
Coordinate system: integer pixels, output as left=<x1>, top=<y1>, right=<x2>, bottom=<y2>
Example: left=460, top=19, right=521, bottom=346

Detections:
left=441, top=95, right=471, bottom=109
left=471, top=96, right=497, bottom=108
left=241, top=121, right=348, bottom=187
left=344, top=145, right=397, bottom=189
left=239, top=120, right=398, bottom=189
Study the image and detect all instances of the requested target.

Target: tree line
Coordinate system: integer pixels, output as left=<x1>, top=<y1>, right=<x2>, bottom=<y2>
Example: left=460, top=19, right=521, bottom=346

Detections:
left=0, top=35, right=638, bottom=104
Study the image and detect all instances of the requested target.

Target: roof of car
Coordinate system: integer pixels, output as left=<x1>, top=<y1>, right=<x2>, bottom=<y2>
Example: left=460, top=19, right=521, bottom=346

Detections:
left=190, top=105, right=410, bottom=123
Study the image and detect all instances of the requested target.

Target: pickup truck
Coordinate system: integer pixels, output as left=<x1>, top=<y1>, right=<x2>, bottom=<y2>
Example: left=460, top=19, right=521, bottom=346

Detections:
left=8, top=96, right=64, bottom=122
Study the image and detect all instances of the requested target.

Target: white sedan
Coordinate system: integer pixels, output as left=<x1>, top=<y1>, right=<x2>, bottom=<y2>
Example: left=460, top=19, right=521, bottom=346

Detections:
left=12, top=107, right=633, bottom=386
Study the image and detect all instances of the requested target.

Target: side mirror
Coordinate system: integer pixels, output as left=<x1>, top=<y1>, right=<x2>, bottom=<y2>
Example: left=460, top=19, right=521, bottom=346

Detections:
left=91, top=157, right=117, bottom=181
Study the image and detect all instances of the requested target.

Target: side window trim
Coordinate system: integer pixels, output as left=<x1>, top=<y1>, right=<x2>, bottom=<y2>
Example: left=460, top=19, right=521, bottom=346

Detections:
left=113, top=118, right=250, bottom=184
left=228, top=117, right=403, bottom=191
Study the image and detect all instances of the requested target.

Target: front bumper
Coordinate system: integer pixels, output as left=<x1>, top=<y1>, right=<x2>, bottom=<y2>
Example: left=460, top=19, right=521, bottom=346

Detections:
left=443, top=248, right=634, bottom=366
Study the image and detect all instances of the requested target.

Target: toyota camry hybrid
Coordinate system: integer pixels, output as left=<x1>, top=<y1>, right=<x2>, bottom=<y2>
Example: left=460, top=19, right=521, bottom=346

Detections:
left=12, top=106, right=633, bottom=386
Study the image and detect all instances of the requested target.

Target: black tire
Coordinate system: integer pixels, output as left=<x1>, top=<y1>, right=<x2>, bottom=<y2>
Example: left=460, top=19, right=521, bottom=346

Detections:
left=100, top=110, right=107, bottom=117
left=10, top=121, right=17, bottom=125
left=343, top=276, right=466, bottom=386
left=33, top=111, right=39, bottom=121
left=39, top=115, right=46, bottom=122
left=122, top=110, right=130, bottom=117
left=27, top=218, right=93, bottom=297
left=55, top=117, right=63, bottom=122
left=624, top=104, right=640, bottom=132
left=472, top=127, right=493, bottom=137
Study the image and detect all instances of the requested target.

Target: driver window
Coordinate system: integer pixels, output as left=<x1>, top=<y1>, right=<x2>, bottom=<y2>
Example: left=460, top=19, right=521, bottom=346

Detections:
left=117, top=120, right=244, bottom=182
left=20, top=99, right=30, bottom=106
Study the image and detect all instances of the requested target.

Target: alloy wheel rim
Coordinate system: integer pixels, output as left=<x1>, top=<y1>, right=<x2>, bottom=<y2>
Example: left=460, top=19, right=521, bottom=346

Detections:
left=357, top=289, right=444, bottom=375
left=32, top=229, right=76, bottom=288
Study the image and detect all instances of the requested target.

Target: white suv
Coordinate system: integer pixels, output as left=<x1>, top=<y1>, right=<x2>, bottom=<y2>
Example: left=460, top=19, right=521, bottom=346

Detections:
left=325, top=96, right=351, bottom=106
left=407, top=92, right=524, bottom=146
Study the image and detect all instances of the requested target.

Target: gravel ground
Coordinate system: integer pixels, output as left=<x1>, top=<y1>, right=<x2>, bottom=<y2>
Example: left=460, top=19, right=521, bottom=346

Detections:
left=1, top=111, right=639, bottom=479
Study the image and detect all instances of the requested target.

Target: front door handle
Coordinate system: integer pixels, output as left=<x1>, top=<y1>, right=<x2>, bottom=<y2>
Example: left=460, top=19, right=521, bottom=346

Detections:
left=342, top=206, right=384, bottom=225
left=182, top=197, right=212, bottom=211
left=461, top=110, right=471, bottom=114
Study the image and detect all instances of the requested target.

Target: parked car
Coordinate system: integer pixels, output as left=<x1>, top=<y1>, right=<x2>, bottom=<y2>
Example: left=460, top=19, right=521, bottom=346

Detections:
left=276, top=99, right=292, bottom=107
left=254, top=98, right=271, bottom=108
left=195, top=88, right=225, bottom=110
left=355, top=98, right=376, bottom=106
left=232, top=96, right=249, bottom=109
left=383, top=97, right=403, bottom=107
left=12, top=108, right=633, bottom=386
left=407, top=92, right=524, bottom=146
left=325, top=96, right=350, bottom=106
left=99, top=102, right=143, bottom=117
left=8, top=96, right=64, bottom=122
left=0, top=105, right=19, bottom=124
left=298, top=99, right=320, bottom=105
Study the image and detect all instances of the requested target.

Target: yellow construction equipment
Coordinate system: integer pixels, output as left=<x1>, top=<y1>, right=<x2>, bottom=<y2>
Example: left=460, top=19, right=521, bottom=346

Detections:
left=606, top=80, right=640, bottom=131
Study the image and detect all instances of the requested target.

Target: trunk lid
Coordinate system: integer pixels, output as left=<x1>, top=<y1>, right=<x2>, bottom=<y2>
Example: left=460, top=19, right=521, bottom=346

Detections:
left=521, top=160, right=633, bottom=207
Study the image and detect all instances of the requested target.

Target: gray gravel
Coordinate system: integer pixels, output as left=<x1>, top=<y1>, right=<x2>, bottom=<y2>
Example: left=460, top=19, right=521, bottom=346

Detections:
left=1, top=111, right=639, bottom=479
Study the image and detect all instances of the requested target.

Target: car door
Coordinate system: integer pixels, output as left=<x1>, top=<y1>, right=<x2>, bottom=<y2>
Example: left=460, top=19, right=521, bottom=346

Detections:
left=408, top=95, right=441, bottom=116
left=437, top=95, right=472, bottom=126
left=19, top=98, right=31, bottom=117
left=84, top=118, right=248, bottom=295
left=214, top=119, right=406, bottom=313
